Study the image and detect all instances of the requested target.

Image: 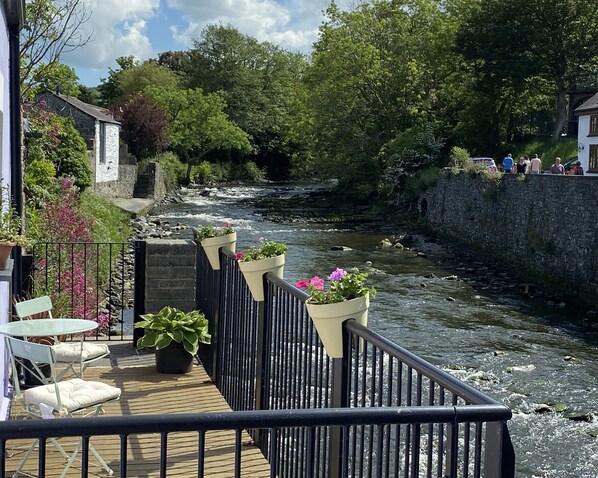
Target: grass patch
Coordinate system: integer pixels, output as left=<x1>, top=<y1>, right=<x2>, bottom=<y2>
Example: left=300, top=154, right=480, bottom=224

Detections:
left=80, top=191, right=132, bottom=243
left=515, top=138, right=577, bottom=170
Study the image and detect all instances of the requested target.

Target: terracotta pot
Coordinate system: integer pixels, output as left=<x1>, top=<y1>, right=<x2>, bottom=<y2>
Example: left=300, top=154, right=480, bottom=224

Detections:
left=200, top=232, right=237, bottom=270
left=306, top=293, right=370, bottom=358
left=0, top=242, right=15, bottom=271
left=238, top=254, right=285, bottom=301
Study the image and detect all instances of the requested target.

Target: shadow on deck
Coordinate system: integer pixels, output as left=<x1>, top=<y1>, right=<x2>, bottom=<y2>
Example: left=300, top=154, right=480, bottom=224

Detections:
left=6, top=342, right=271, bottom=477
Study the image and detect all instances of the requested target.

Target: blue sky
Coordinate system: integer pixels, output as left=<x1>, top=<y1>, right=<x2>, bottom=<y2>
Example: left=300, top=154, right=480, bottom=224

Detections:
left=60, top=0, right=354, bottom=87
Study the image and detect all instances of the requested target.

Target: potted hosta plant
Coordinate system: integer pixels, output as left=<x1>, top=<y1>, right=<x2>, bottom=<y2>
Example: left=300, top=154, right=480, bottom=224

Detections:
left=236, top=237, right=287, bottom=301
left=135, top=306, right=211, bottom=374
left=0, top=183, right=31, bottom=270
left=193, top=223, right=236, bottom=270
left=295, top=268, right=376, bottom=358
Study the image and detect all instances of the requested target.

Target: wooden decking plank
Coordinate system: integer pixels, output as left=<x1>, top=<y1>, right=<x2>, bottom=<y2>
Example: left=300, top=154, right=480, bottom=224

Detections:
left=5, top=351, right=271, bottom=477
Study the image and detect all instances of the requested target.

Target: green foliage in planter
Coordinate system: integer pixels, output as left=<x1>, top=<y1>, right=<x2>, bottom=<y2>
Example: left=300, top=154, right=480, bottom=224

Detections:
left=135, top=307, right=211, bottom=355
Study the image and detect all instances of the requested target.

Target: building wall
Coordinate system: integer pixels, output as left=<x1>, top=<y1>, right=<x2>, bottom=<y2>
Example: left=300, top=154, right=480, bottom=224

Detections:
left=94, top=164, right=137, bottom=198
left=577, top=114, right=598, bottom=175
left=423, top=171, right=598, bottom=298
left=36, top=92, right=96, bottom=139
left=0, top=3, right=11, bottom=421
left=94, top=122, right=119, bottom=183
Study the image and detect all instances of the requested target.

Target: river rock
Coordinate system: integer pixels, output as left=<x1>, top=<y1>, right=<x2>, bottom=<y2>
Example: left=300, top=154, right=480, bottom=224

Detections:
left=443, top=275, right=458, bottom=281
left=563, top=355, right=576, bottom=361
left=446, top=296, right=455, bottom=302
left=493, top=350, right=507, bottom=356
left=534, top=404, right=553, bottom=414
left=564, top=409, right=593, bottom=422
left=330, top=246, right=352, bottom=251
left=377, top=238, right=393, bottom=249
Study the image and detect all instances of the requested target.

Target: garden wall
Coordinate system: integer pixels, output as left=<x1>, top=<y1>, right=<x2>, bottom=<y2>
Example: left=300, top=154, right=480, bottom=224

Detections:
left=422, top=171, right=598, bottom=298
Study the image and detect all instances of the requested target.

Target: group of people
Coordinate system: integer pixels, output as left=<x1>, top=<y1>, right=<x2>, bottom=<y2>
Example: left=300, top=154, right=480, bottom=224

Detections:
left=502, top=153, right=584, bottom=175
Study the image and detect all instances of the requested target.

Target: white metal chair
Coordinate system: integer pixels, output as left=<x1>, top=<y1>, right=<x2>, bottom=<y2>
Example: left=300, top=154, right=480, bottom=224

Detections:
left=14, top=295, right=110, bottom=379
left=6, top=336, right=121, bottom=477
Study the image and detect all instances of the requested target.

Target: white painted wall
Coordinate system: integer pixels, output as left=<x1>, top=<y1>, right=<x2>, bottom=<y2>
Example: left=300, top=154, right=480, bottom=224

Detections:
left=0, top=4, right=12, bottom=420
left=94, top=121, right=120, bottom=183
left=577, top=114, right=598, bottom=175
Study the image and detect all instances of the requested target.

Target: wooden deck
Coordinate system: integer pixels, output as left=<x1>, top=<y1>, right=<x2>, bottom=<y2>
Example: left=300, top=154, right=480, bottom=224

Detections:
left=5, top=342, right=271, bottom=477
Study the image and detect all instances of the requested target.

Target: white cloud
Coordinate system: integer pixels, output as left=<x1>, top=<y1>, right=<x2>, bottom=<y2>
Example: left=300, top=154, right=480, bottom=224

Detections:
left=60, top=0, right=160, bottom=70
left=167, top=0, right=336, bottom=52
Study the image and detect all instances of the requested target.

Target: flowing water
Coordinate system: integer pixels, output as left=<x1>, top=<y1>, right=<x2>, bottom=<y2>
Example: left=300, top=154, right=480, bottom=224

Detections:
left=152, top=183, right=598, bottom=477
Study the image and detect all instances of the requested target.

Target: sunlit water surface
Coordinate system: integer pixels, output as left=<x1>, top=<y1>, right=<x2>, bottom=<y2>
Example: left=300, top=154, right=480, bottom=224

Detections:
left=152, top=184, right=598, bottom=477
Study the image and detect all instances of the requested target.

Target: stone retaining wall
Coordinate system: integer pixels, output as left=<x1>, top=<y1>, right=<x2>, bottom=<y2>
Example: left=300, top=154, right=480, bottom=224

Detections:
left=93, top=164, right=138, bottom=198
left=422, top=171, right=598, bottom=298
left=144, top=239, right=196, bottom=313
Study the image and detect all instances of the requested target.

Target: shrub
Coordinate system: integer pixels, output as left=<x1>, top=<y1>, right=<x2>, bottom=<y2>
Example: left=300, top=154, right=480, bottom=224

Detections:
left=192, top=161, right=212, bottom=183
left=403, top=167, right=440, bottom=202
left=148, top=152, right=186, bottom=191
left=120, top=95, right=168, bottom=159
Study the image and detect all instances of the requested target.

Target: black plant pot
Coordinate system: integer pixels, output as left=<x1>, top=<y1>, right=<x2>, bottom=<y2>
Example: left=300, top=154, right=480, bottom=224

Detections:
left=155, top=342, right=194, bottom=374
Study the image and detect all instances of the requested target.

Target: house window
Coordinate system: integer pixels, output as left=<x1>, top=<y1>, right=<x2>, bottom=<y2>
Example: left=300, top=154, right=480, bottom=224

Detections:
left=99, top=123, right=106, bottom=164
left=589, top=145, right=598, bottom=172
left=590, top=115, right=598, bottom=136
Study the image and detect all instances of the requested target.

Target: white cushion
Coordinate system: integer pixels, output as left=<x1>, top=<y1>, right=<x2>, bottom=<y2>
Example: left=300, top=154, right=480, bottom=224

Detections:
left=24, top=378, right=121, bottom=414
left=51, top=342, right=110, bottom=362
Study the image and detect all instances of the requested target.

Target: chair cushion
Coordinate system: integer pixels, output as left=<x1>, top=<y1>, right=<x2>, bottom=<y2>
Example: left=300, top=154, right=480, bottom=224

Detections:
left=24, top=378, right=121, bottom=413
left=51, top=342, right=110, bottom=362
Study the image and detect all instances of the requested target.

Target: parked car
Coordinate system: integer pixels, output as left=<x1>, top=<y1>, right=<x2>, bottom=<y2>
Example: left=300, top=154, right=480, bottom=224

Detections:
left=470, top=157, right=498, bottom=173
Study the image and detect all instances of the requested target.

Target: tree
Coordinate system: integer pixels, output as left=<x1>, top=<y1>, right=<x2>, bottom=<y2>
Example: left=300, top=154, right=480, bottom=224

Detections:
left=20, top=0, right=92, bottom=98
left=96, top=56, right=135, bottom=107
left=146, top=87, right=251, bottom=182
left=305, top=0, right=458, bottom=197
left=455, top=0, right=598, bottom=140
left=120, top=95, right=169, bottom=159
left=188, top=25, right=308, bottom=179
left=26, top=62, right=80, bottom=100
left=118, top=61, right=180, bottom=100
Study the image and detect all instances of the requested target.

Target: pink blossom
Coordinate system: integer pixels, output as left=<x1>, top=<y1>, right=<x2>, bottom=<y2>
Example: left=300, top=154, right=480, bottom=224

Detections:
left=310, top=276, right=325, bottom=290
left=329, top=268, right=347, bottom=281
left=39, top=100, right=47, bottom=107
left=235, top=252, right=244, bottom=260
left=295, top=279, right=309, bottom=289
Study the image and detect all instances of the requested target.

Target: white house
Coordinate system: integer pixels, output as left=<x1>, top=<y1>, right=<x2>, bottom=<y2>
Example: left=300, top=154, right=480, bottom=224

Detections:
left=575, top=92, right=598, bottom=175
left=36, top=91, right=121, bottom=184
left=0, top=0, right=25, bottom=420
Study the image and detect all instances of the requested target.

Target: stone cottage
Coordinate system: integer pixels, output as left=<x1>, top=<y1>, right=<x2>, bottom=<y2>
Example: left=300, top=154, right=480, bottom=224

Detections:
left=575, top=92, right=598, bottom=176
left=36, top=90, right=121, bottom=186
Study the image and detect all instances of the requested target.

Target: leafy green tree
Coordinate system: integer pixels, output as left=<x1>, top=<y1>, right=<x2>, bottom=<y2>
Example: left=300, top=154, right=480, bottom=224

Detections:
left=118, top=61, right=180, bottom=100
left=26, top=61, right=80, bottom=100
left=455, top=0, right=598, bottom=141
left=188, top=25, right=307, bottom=179
left=306, top=0, right=458, bottom=197
left=146, top=87, right=251, bottom=182
left=97, top=56, right=135, bottom=107
left=157, top=51, right=194, bottom=85
left=77, top=85, right=99, bottom=104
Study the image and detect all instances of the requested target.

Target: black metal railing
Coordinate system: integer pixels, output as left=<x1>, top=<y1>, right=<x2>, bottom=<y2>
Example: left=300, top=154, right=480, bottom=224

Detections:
left=195, top=248, right=515, bottom=477
left=25, top=242, right=136, bottom=340
left=0, top=406, right=511, bottom=478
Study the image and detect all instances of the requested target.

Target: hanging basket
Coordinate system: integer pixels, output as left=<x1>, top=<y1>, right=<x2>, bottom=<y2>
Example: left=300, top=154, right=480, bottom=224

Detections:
left=200, top=232, right=237, bottom=270
left=306, top=293, right=370, bottom=358
left=238, top=254, right=285, bottom=301
left=0, top=242, right=15, bottom=271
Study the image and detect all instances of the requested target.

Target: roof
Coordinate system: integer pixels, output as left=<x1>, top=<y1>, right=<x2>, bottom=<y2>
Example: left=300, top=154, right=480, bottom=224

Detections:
left=43, top=91, right=120, bottom=125
left=575, top=92, right=598, bottom=115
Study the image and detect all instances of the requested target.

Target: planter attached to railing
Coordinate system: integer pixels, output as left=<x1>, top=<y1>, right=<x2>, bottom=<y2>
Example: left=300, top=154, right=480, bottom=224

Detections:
left=306, top=293, right=370, bottom=358
left=200, top=232, right=237, bottom=270
left=238, top=254, right=285, bottom=301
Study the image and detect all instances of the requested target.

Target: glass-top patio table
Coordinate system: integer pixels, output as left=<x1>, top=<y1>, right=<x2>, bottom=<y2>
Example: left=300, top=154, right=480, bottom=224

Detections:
left=0, top=318, right=98, bottom=338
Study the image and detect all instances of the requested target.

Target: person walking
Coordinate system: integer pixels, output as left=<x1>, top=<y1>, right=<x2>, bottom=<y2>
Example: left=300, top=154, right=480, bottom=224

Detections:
left=572, top=161, right=584, bottom=176
left=530, top=154, right=542, bottom=174
left=516, top=157, right=526, bottom=174
left=549, top=157, right=565, bottom=175
left=503, top=153, right=514, bottom=173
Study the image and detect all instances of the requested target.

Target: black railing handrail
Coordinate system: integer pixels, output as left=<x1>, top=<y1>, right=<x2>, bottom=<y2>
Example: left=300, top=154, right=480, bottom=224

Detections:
left=32, top=241, right=131, bottom=246
left=266, top=271, right=502, bottom=406
left=0, top=405, right=512, bottom=440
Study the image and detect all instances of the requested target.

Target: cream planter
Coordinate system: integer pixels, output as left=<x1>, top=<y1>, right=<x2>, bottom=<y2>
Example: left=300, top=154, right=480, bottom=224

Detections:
left=201, top=232, right=237, bottom=270
left=238, top=254, right=285, bottom=301
left=306, top=293, right=370, bottom=358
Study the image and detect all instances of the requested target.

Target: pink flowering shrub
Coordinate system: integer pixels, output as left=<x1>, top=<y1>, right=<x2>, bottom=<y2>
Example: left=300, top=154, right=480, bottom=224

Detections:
left=295, top=267, right=376, bottom=305
left=35, top=179, right=111, bottom=333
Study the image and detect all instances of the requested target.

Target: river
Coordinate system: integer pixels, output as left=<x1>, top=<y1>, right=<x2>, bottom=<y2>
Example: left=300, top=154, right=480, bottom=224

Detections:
left=152, top=183, right=598, bottom=477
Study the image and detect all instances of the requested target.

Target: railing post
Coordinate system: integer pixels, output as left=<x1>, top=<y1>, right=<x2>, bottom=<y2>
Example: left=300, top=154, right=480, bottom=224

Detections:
left=132, top=240, right=146, bottom=346
left=210, top=267, right=221, bottom=381
left=253, top=297, right=267, bottom=446
left=328, top=323, right=350, bottom=478
left=484, top=422, right=515, bottom=477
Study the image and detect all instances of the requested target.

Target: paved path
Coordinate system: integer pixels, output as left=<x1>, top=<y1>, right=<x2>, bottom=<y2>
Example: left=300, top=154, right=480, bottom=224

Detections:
left=108, top=197, right=155, bottom=217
